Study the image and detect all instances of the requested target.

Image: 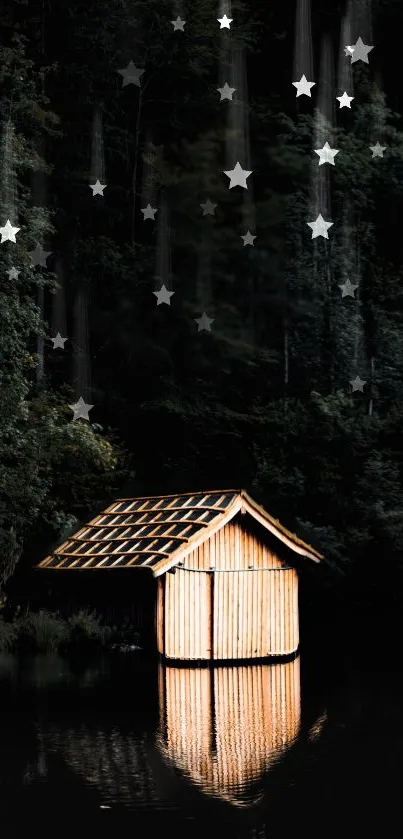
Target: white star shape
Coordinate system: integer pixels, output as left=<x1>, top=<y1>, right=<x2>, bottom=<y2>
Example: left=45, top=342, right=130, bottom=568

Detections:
left=70, top=396, right=94, bottom=421
left=51, top=332, right=68, bottom=349
left=344, top=45, right=355, bottom=57
left=292, top=75, right=316, bottom=97
left=314, top=142, right=339, bottom=166
left=350, top=376, right=366, bottom=392
left=217, top=82, right=236, bottom=101
left=339, top=279, right=358, bottom=298
left=336, top=91, right=354, bottom=109
left=90, top=180, right=106, bottom=196
left=7, top=266, right=20, bottom=280
left=369, top=142, right=386, bottom=158
left=349, top=36, right=373, bottom=64
left=29, top=244, right=52, bottom=266
left=200, top=199, right=217, bottom=216
left=171, top=16, right=186, bottom=31
left=194, top=312, right=214, bottom=332
left=223, top=161, right=252, bottom=189
left=118, top=61, right=145, bottom=87
left=0, top=219, right=20, bottom=243
left=307, top=214, right=334, bottom=239
left=217, top=15, right=232, bottom=29
left=241, top=230, right=256, bottom=246
left=153, top=285, right=174, bottom=305
left=141, top=203, right=158, bottom=220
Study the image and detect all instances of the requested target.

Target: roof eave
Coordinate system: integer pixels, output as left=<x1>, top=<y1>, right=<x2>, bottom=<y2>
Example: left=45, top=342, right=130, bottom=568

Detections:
left=240, top=491, right=323, bottom=562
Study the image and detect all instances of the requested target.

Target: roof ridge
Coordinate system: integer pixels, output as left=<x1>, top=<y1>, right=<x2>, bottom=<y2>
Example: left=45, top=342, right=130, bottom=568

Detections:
left=111, top=489, right=242, bottom=502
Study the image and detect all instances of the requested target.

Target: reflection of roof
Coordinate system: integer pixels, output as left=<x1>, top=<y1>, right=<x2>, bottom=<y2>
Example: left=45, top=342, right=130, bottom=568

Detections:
left=37, top=489, right=323, bottom=577
left=44, top=724, right=170, bottom=809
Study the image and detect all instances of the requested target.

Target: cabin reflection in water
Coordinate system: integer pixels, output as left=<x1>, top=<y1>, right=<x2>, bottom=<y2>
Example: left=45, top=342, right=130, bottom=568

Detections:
left=156, top=658, right=301, bottom=807
left=41, top=658, right=301, bottom=812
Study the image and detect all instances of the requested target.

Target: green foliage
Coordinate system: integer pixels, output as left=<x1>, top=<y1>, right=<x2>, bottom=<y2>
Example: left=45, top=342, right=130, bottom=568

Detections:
left=0, top=617, right=17, bottom=652
left=0, top=11, right=131, bottom=586
left=30, top=388, right=129, bottom=530
left=4, top=608, right=112, bottom=652
left=111, top=621, right=140, bottom=648
left=19, top=609, right=69, bottom=652
left=67, top=608, right=112, bottom=648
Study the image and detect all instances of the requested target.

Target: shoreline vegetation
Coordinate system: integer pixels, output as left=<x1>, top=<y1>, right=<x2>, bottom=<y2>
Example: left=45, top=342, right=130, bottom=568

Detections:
left=0, top=608, right=142, bottom=654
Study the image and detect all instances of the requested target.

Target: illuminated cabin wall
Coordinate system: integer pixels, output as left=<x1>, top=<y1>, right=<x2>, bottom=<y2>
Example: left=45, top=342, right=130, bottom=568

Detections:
left=156, top=515, right=299, bottom=660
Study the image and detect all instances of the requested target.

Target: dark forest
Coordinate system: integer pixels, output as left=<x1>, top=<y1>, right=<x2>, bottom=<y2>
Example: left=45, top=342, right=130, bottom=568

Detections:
left=1, top=0, right=403, bottom=627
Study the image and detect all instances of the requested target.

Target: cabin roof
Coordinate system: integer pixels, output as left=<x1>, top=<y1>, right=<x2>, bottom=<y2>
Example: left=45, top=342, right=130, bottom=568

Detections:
left=36, top=489, right=323, bottom=577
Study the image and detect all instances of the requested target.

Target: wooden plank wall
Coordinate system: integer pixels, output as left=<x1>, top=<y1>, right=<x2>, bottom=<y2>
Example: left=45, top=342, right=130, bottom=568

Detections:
left=156, top=577, right=164, bottom=654
left=160, top=517, right=299, bottom=660
left=162, top=569, right=210, bottom=659
left=156, top=658, right=301, bottom=804
left=212, top=567, right=298, bottom=658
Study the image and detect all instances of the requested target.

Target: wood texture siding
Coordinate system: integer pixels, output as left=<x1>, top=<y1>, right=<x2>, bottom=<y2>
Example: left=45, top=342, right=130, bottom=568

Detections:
left=157, top=517, right=299, bottom=660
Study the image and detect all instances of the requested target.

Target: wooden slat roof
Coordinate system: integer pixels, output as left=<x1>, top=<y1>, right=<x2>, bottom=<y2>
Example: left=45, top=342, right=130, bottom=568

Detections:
left=37, top=490, right=323, bottom=577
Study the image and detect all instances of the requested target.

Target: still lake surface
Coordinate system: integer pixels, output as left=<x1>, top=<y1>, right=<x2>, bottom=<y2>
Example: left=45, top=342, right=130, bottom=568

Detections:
left=0, top=631, right=401, bottom=836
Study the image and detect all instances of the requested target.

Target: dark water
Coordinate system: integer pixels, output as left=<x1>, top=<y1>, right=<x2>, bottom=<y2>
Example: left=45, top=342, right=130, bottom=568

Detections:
left=0, top=633, right=401, bottom=837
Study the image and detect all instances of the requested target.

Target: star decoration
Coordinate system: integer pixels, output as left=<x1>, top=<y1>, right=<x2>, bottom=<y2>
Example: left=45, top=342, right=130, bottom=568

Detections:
left=200, top=199, right=217, bottom=216
left=369, top=142, right=386, bottom=158
left=344, top=45, right=355, bottom=57
left=118, top=61, right=145, bottom=87
left=307, top=214, right=334, bottom=240
left=336, top=92, right=354, bottom=109
left=339, top=278, right=358, bottom=298
left=7, top=267, right=20, bottom=280
left=0, top=219, right=20, bottom=243
left=217, top=82, right=236, bottom=101
left=350, top=376, right=366, bottom=392
left=223, top=161, right=252, bottom=189
left=241, top=230, right=256, bottom=246
left=51, top=332, right=68, bottom=349
left=141, top=203, right=158, bottom=220
left=70, top=396, right=94, bottom=421
left=90, top=180, right=106, bottom=196
left=194, top=312, right=214, bottom=332
left=217, top=15, right=232, bottom=29
left=314, top=142, right=339, bottom=166
left=29, top=244, right=52, bottom=267
left=171, top=16, right=186, bottom=31
left=349, top=36, right=373, bottom=64
left=292, top=75, right=316, bottom=97
left=153, top=285, right=174, bottom=305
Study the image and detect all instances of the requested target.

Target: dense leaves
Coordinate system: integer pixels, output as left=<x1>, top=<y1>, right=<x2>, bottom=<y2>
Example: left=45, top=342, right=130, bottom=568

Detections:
left=1, top=0, right=403, bottom=605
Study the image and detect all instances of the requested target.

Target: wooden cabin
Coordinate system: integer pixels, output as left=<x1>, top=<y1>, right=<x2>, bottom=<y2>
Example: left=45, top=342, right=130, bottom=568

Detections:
left=37, top=490, right=323, bottom=661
